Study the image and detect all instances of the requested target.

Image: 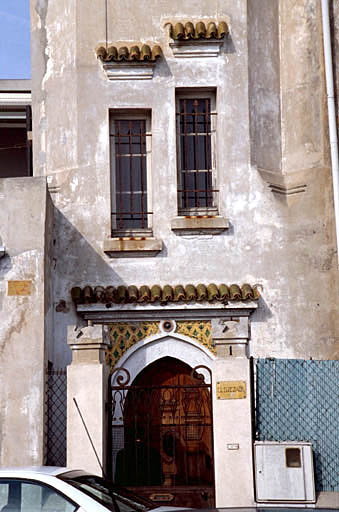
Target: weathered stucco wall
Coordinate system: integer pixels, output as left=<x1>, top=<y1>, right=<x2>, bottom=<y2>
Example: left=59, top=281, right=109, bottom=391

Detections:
left=280, top=0, right=325, bottom=174
left=0, top=177, right=50, bottom=466
left=30, top=0, right=338, bottom=374
left=247, top=0, right=281, bottom=173
left=248, top=0, right=327, bottom=181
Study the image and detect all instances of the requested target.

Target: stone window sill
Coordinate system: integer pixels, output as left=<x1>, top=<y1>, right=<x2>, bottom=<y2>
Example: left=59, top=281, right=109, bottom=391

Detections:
left=171, top=215, right=229, bottom=235
left=103, top=237, right=163, bottom=257
left=169, top=39, right=224, bottom=58
left=101, top=62, right=156, bottom=81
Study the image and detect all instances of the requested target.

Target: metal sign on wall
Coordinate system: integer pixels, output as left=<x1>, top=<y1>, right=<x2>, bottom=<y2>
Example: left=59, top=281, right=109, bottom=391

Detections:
left=8, top=280, right=32, bottom=296
left=216, top=380, right=246, bottom=399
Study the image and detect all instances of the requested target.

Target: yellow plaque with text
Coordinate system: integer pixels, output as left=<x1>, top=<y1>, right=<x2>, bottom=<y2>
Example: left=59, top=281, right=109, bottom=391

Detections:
left=217, top=380, right=246, bottom=399
left=8, top=280, right=32, bottom=296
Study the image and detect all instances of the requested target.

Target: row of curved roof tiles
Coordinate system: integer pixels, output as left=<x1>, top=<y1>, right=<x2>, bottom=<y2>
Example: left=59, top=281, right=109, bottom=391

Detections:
left=170, top=21, right=228, bottom=40
left=96, top=21, right=228, bottom=63
left=71, top=283, right=260, bottom=305
left=97, top=44, right=162, bottom=63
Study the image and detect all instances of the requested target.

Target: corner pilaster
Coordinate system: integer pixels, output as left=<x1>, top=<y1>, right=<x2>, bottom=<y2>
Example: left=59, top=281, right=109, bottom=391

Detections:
left=212, top=316, right=249, bottom=358
left=211, top=315, right=255, bottom=506
left=248, top=0, right=325, bottom=201
left=67, top=325, right=109, bottom=475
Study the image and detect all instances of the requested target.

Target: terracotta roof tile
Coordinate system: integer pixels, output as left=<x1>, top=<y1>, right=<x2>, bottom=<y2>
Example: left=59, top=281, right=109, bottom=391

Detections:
left=170, top=21, right=228, bottom=40
left=71, top=283, right=259, bottom=305
left=96, top=44, right=162, bottom=63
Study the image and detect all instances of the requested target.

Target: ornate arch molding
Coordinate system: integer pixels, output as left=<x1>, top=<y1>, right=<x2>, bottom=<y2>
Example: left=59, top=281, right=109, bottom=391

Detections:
left=74, top=299, right=258, bottom=366
left=110, top=332, right=215, bottom=387
left=105, top=319, right=215, bottom=368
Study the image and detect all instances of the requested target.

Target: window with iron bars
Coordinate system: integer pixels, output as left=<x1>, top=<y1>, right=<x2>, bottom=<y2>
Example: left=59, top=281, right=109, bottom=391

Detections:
left=110, top=112, right=152, bottom=234
left=176, top=92, right=217, bottom=215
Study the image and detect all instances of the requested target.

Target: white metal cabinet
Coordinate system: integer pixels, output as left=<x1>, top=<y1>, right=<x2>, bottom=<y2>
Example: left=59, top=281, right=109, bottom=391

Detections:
left=254, top=441, right=315, bottom=503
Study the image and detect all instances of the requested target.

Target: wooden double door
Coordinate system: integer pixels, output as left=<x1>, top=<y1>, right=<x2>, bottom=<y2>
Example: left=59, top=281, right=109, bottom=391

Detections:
left=109, top=357, right=215, bottom=508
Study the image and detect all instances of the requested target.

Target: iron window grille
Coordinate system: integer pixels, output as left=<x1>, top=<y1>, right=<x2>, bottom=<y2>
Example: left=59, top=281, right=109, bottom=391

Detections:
left=110, top=113, right=152, bottom=234
left=176, top=94, right=218, bottom=215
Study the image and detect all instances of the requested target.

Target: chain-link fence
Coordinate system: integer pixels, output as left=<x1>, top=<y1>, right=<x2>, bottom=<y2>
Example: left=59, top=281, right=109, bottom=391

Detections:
left=44, top=366, right=67, bottom=466
left=255, top=359, right=339, bottom=492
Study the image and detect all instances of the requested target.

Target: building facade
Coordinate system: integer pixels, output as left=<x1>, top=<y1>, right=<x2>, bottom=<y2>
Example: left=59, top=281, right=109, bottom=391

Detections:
left=0, top=0, right=338, bottom=507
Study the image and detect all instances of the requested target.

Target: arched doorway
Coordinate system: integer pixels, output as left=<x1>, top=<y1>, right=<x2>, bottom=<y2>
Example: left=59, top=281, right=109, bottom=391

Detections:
left=109, top=357, right=215, bottom=508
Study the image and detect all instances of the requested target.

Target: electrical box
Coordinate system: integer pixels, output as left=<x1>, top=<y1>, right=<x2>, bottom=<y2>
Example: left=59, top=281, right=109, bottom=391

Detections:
left=254, top=441, right=315, bottom=503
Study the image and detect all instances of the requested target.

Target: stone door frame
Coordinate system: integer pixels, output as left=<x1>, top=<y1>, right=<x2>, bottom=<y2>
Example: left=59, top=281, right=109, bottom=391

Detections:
left=66, top=300, right=257, bottom=506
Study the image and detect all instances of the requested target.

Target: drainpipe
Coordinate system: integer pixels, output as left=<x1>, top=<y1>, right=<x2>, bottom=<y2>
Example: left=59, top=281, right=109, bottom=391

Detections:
left=321, top=0, right=339, bottom=264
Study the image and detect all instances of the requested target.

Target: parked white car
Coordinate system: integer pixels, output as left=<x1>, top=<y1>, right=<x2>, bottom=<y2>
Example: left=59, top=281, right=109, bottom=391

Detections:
left=0, top=467, right=181, bottom=512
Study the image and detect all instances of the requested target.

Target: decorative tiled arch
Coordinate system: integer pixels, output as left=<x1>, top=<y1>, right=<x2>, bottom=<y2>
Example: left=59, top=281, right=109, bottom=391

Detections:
left=106, top=320, right=215, bottom=368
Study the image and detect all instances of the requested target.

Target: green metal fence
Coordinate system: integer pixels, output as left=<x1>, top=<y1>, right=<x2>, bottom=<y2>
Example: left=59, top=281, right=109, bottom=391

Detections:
left=255, top=359, right=339, bottom=492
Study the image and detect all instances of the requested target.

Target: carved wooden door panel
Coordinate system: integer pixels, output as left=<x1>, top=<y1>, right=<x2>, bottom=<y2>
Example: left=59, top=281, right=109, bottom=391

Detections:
left=109, top=357, right=215, bottom=508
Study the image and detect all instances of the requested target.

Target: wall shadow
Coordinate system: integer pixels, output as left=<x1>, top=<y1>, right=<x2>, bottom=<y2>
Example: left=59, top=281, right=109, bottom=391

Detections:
left=250, top=295, right=273, bottom=323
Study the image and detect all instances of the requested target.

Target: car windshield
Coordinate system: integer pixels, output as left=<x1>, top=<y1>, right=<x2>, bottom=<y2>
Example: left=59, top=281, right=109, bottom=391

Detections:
left=58, top=471, right=152, bottom=512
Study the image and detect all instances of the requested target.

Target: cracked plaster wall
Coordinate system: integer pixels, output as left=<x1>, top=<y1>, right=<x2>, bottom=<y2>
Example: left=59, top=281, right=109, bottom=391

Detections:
left=0, top=177, right=52, bottom=466
left=29, top=0, right=338, bottom=369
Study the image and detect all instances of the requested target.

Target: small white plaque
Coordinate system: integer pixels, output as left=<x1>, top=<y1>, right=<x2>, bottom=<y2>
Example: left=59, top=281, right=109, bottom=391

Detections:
left=227, top=443, right=239, bottom=450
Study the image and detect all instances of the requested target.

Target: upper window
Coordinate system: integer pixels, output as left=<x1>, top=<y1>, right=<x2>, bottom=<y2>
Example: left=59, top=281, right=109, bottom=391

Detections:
left=110, top=112, right=152, bottom=235
left=0, top=105, right=32, bottom=178
left=176, top=91, right=217, bottom=215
